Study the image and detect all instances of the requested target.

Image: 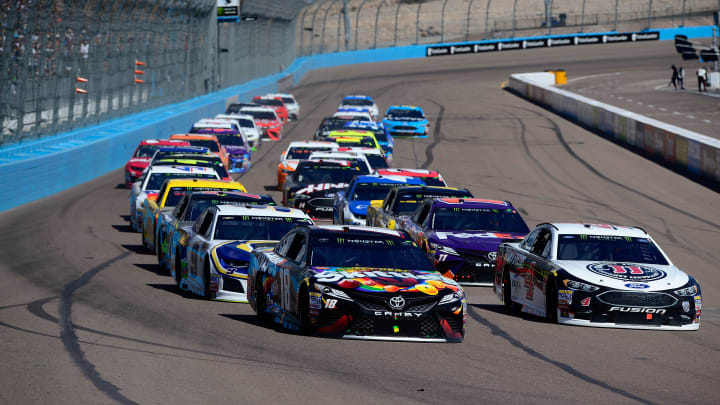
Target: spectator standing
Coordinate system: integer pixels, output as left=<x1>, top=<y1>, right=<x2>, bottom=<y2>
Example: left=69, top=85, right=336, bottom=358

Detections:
left=678, top=66, right=685, bottom=90
left=669, top=65, right=678, bottom=90
left=697, top=65, right=707, bottom=92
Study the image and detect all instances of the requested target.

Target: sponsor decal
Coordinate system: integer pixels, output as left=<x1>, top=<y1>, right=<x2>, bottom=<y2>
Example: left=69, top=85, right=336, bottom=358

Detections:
left=487, top=251, right=497, bottom=261
left=609, top=307, right=667, bottom=315
left=450, top=45, right=473, bottom=54
left=388, top=296, right=406, bottom=310
left=474, top=43, right=497, bottom=52
left=682, top=301, right=690, bottom=313
left=309, top=292, right=322, bottom=309
left=558, top=289, right=573, bottom=304
left=624, top=283, right=650, bottom=289
left=426, top=46, right=450, bottom=56
left=374, top=311, right=423, bottom=318
left=435, top=231, right=523, bottom=240
left=586, top=262, right=667, bottom=282
left=295, top=183, right=349, bottom=195
left=581, top=297, right=591, bottom=307
left=325, top=299, right=338, bottom=309
left=315, top=270, right=446, bottom=283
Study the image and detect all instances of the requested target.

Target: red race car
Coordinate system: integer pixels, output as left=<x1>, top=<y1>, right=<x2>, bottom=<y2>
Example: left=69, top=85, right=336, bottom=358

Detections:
left=124, top=139, right=190, bottom=187
left=252, top=95, right=289, bottom=124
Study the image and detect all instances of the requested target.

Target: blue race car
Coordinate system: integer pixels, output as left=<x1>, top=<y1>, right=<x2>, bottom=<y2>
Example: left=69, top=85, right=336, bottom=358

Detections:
left=344, top=121, right=394, bottom=164
left=333, top=174, right=424, bottom=226
left=381, top=105, right=429, bottom=138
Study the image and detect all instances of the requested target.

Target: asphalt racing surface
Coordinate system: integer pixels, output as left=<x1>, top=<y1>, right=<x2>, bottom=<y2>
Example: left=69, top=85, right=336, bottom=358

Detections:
left=1, top=41, right=719, bottom=404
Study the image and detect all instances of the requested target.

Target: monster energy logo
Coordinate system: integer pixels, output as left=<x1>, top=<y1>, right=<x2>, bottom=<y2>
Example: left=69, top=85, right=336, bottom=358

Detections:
left=243, top=215, right=250, bottom=220
left=624, top=236, right=632, bottom=242
left=337, top=237, right=345, bottom=243
left=580, top=235, right=588, bottom=240
left=385, top=240, right=395, bottom=246
left=285, top=217, right=292, bottom=222
left=453, top=208, right=460, bottom=212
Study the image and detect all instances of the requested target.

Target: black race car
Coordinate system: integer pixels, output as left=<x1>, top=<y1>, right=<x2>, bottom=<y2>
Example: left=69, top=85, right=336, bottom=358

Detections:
left=313, top=116, right=358, bottom=140
left=282, top=159, right=370, bottom=219
left=247, top=225, right=467, bottom=342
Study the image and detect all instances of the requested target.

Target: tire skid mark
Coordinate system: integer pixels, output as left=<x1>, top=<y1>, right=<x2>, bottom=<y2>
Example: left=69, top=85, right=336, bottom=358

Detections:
left=59, top=251, right=137, bottom=405
left=467, top=306, right=656, bottom=405
left=420, top=99, right=445, bottom=170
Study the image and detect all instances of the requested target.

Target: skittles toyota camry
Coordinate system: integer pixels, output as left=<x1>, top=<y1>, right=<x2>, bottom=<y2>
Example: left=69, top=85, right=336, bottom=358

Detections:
left=247, top=225, right=466, bottom=342
left=495, top=223, right=702, bottom=330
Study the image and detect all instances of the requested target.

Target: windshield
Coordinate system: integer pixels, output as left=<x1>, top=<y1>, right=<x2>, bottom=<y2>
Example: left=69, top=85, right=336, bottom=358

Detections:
left=321, top=117, right=354, bottom=131
left=146, top=173, right=216, bottom=191
left=214, top=216, right=312, bottom=240
left=287, top=147, right=334, bottom=160
left=342, top=98, right=373, bottom=107
left=255, top=99, right=283, bottom=107
left=293, top=163, right=369, bottom=185
left=557, top=235, right=669, bottom=264
left=281, top=97, right=295, bottom=104
left=365, top=155, right=388, bottom=170
left=310, top=234, right=435, bottom=271
left=216, top=135, right=247, bottom=147
left=386, top=109, right=425, bottom=120
left=190, top=127, right=238, bottom=136
left=237, top=119, right=255, bottom=128
left=422, top=176, right=445, bottom=186
left=134, top=145, right=158, bottom=158
left=353, top=183, right=400, bottom=201
left=430, top=207, right=530, bottom=233
left=186, top=197, right=275, bottom=221
left=334, top=138, right=376, bottom=148
left=187, top=139, right=220, bottom=152
left=394, top=190, right=473, bottom=214
left=243, top=110, right=276, bottom=120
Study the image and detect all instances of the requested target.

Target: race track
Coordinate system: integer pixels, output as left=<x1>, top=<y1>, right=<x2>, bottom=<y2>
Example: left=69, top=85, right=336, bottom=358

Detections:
left=1, top=41, right=718, bottom=404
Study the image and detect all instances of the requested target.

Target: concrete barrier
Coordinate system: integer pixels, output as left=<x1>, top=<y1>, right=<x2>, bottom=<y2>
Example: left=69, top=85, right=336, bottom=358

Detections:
left=0, top=25, right=716, bottom=212
left=508, top=72, right=720, bottom=184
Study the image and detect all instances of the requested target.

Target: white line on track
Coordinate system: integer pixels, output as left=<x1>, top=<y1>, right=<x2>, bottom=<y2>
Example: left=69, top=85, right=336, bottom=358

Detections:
left=648, top=105, right=654, bottom=108
left=673, top=111, right=681, bottom=115
left=660, top=107, right=667, bottom=111
left=626, top=99, right=633, bottom=102
left=567, top=72, right=622, bottom=84
left=687, top=115, right=696, bottom=119
left=637, top=101, right=643, bottom=105
left=704, top=120, right=712, bottom=123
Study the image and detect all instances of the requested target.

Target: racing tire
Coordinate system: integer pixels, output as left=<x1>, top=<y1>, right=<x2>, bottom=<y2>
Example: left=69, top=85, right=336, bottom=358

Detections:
left=140, top=226, right=149, bottom=252
left=297, top=286, right=316, bottom=336
left=255, top=275, right=271, bottom=324
left=503, top=268, right=521, bottom=313
left=203, top=260, right=212, bottom=300
left=174, top=252, right=183, bottom=288
left=545, top=276, right=559, bottom=324
left=156, top=232, right=167, bottom=273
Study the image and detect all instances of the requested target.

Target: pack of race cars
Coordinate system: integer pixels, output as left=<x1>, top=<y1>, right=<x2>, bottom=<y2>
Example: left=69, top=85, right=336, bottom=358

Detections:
left=123, top=92, right=702, bottom=343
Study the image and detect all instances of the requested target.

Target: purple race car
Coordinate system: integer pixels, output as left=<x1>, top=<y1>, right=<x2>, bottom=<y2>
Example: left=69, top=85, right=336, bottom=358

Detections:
left=396, top=198, right=530, bottom=286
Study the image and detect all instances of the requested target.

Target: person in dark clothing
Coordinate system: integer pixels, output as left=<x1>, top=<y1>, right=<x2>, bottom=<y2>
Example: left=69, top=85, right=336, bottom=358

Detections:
left=678, top=66, right=685, bottom=90
left=669, top=65, right=678, bottom=90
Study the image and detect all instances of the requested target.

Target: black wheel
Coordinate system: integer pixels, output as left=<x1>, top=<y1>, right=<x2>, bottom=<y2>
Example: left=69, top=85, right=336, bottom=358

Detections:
left=203, top=260, right=212, bottom=300
left=297, top=286, right=315, bottom=335
left=503, top=268, right=520, bottom=313
left=255, top=275, right=271, bottom=324
left=140, top=225, right=149, bottom=251
left=174, top=251, right=183, bottom=287
left=545, top=276, right=558, bottom=323
left=156, top=232, right=166, bottom=272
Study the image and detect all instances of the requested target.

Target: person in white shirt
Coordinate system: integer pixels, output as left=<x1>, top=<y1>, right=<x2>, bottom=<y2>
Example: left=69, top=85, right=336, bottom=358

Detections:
left=697, top=66, right=707, bottom=92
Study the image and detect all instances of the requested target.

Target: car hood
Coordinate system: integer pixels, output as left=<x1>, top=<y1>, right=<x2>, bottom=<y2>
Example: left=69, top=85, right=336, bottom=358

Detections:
left=555, top=260, right=690, bottom=291
left=310, top=267, right=461, bottom=296
left=429, top=230, right=526, bottom=252
left=213, top=240, right=279, bottom=278
left=293, top=183, right=349, bottom=198
left=280, top=159, right=301, bottom=170
left=383, top=118, right=428, bottom=126
left=348, top=200, right=382, bottom=216
left=128, top=158, right=150, bottom=166
left=224, top=145, right=250, bottom=156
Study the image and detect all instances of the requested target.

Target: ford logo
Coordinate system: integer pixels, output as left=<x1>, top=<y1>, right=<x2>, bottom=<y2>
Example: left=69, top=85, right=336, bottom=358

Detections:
left=587, top=263, right=667, bottom=282
left=624, top=283, right=650, bottom=289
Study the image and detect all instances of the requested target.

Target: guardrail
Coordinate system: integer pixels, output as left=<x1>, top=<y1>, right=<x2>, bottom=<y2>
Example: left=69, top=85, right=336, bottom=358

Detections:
left=508, top=72, right=720, bottom=185
left=0, top=24, right=716, bottom=212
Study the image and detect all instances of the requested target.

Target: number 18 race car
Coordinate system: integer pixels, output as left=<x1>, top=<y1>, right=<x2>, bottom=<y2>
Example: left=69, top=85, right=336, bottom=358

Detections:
left=247, top=226, right=467, bottom=342
left=495, top=223, right=702, bottom=330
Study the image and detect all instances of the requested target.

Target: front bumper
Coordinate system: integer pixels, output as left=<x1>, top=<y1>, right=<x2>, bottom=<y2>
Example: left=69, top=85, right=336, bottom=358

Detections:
left=434, top=254, right=495, bottom=286
left=295, top=197, right=334, bottom=219
left=386, top=125, right=428, bottom=138
left=228, top=157, right=251, bottom=174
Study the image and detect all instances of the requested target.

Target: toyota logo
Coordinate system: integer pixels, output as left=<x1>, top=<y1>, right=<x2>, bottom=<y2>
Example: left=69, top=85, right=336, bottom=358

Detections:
left=487, top=252, right=497, bottom=261
left=388, top=296, right=406, bottom=310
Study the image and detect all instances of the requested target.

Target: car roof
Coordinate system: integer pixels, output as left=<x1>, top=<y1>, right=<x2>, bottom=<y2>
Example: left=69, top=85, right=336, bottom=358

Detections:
left=214, top=205, right=309, bottom=218
left=148, top=165, right=217, bottom=174
left=342, top=95, right=373, bottom=101
left=387, top=105, right=423, bottom=111
left=139, top=139, right=189, bottom=146
left=549, top=223, right=648, bottom=237
left=216, top=113, right=254, bottom=120
left=354, top=175, right=424, bottom=185
left=308, top=225, right=405, bottom=238
left=394, top=185, right=469, bottom=194
left=170, top=134, right=219, bottom=141
left=156, top=145, right=209, bottom=152
left=431, top=198, right=512, bottom=209
left=336, top=147, right=383, bottom=155
left=163, top=178, right=242, bottom=188
left=288, top=141, right=339, bottom=148
left=328, top=129, right=376, bottom=137
left=378, top=168, right=440, bottom=177
left=187, top=191, right=269, bottom=200
left=240, top=106, right=276, bottom=112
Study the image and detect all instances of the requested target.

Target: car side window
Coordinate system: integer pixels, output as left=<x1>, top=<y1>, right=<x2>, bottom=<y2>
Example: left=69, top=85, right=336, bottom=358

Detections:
left=197, top=211, right=214, bottom=237
left=173, top=197, right=188, bottom=219
left=286, top=232, right=307, bottom=264
left=193, top=211, right=207, bottom=233
left=521, top=229, right=539, bottom=251
left=531, top=229, right=552, bottom=257
left=541, top=231, right=554, bottom=259
left=275, top=231, right=295, bottom=257
left=414, top=202, right=431, bottom=225
left=156, top=182, right=168, bottom=201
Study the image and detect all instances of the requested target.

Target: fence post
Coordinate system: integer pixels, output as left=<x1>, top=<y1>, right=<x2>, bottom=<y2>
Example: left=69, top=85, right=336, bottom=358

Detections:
left=298, top=6, right=309, bottom=56
left=681, top=0, right=686, bottom=26
left=545, top=0, right=552, bottom=35
left=466, top=0, right=475, bottom=42
left=355, top=0, right=368, bottom=50
left=440, top=0, right=449, bottom=43
left=580, top=0, right=586, bottom=32
left=320, top=0, right=336, bottom=55
left=336, top=2, right=343, bottom=52
left=648, top=0, right=653, bottom=29
left=308, top=1, right=326, bottom=56
left=343, top=0, right=351, bottom=50
left=373, top=0, right=387, bottom=49
left=613, top=0, right=619, bottom=31
left=511, top=0, right=517, bottom=37
left=485, top=0, right=493, bottom=39
left=393, top=0, right=401, bottom=46
left=415, top=0, right=423, bottom=45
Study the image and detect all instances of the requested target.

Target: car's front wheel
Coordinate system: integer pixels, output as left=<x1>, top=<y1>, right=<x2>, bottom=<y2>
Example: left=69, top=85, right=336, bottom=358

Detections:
left=545, top=276, right=559, bottom=323
left=503, top=268, right=520, bottom=313
left=255, top=275, right=271, bottom=324
left=298, top=286, right=316, bottom=336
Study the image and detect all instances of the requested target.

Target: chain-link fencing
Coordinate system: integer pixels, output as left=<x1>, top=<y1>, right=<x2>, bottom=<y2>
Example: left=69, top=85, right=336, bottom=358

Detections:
left=0, top=0, right=308, bottom=147
left=297, top=0, right=720, bottom=55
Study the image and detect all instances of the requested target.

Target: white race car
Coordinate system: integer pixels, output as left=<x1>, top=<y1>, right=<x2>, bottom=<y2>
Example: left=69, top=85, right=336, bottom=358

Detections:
left=172, top=205, right=313, bottom=302
left=495, top=223, right=702, bottom=330
left=338, top=95, right=379, bottom=118
left=129, top=165, right=220, bottom=232
left=266, top=93, right=300, bottom=120
left=215, top=113, right=261, bottom=149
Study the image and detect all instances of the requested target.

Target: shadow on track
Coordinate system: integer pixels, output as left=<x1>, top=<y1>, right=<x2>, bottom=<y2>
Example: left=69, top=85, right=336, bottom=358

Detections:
left=121, top=244, right=149, bottom=255
left=112, top=224, right=134, bottom=233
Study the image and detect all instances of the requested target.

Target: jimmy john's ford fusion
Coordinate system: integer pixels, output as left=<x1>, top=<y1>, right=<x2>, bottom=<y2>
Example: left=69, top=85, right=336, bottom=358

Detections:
left=495, top=223, right=702, bottom=330
left=247, top=226, right=466, bottom=342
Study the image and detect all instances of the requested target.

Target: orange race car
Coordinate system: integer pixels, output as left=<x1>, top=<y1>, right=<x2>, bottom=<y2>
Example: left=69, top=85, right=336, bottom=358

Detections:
left=169, top=134, right=229, bottom=170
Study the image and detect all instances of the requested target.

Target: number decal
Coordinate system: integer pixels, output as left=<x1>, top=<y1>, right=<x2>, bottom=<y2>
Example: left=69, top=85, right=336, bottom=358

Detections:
left=438, top=254, right=448, bottom=262
left=325, top=299, right=337, bottom=309
left=281, top=269, right=292, bottom=312
left=610, top=265, right=643, bottom=275
left=581, top=297, right=591, bottom=307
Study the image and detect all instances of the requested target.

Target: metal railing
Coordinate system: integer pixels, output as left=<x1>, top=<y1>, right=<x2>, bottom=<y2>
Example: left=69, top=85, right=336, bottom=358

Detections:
left=296, top=0, right=720, bottom=55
